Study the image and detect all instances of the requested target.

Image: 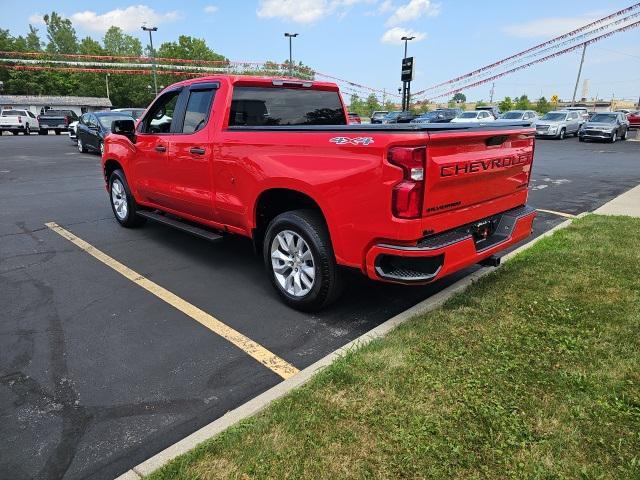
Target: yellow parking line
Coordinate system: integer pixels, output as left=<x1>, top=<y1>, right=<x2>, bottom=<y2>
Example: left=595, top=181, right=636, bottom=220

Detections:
left=536, top=208, right=577, bottom=219
left=45, top=222, right=299, bottom=380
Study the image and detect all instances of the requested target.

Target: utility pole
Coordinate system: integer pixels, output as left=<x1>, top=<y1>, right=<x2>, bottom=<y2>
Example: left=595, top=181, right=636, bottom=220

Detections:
left=489, top=82, right=495, bottom=104
left=142, top=25, right=158, bottom=96
left=401, top=36, right=415, bottom=111
left=284, top=33, right=299, bottom=77
left=105, top=74, right=110, bottom=101
left=571, top=43, right=587, bottom=107
left=382, top=88, right=386, bottom=106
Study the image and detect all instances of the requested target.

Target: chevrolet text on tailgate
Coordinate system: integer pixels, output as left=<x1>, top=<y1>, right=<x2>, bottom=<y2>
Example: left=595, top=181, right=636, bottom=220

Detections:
left=102, top=75, right=536, bottom=311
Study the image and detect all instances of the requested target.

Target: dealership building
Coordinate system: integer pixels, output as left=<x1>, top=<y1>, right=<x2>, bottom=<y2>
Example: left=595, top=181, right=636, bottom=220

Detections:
left=0, top=95, right=112, bottom=116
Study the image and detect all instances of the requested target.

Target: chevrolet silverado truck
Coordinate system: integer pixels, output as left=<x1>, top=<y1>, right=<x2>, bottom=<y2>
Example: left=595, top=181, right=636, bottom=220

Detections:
left=38, top=109, right=79, bottom=135
left=102, top=75, right=537, bottom=311
left=0, top=109, right=40, bottom=135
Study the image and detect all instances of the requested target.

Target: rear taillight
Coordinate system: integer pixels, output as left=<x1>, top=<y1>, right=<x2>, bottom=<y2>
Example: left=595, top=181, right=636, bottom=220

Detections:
left=388, top=146, right=425, bottom=219
left=17, top=116, right=22, bottom=124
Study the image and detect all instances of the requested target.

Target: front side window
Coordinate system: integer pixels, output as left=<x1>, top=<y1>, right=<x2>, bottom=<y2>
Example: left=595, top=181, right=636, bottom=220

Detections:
left=140, top=89, right=181, bottom=134
left=182, top=89, right=215, bottom=133
left=229, top=86, right=346, bottom=126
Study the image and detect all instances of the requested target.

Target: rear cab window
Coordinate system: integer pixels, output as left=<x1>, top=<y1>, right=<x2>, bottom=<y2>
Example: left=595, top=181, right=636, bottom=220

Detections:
left=228, top=86, right=346, bottom=127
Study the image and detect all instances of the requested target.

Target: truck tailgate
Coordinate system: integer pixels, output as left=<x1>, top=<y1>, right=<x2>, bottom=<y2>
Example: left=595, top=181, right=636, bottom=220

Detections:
left=424, top=128, right=534, bottom=217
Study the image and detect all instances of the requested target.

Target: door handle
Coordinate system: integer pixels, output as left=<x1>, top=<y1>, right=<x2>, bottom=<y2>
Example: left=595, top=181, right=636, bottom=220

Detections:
left=155, top=145, right=166, bottom=152
left=189, top=147, right=206, bottom=155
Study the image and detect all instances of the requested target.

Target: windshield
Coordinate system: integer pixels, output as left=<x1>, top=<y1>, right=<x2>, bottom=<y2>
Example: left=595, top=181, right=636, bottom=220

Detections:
left=97, top=114, right=134, bottom=131
left=385, top=112, right=402, bottom=119
left=500, top=112, right=523, bottom=119
left=589, top=114, right=617, bottom=123
left=459, top=112, right=478, bottom=118
left=541, top=112, right=566, bottom=121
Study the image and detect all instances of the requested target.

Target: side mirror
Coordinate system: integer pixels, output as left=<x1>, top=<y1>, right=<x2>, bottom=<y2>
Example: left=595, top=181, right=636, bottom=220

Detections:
left=112, top=119, right=136, bottom=142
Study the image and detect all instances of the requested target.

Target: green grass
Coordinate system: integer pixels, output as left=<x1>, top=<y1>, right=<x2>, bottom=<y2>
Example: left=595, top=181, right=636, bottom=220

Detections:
left=147, top=215, right=640, bottom=480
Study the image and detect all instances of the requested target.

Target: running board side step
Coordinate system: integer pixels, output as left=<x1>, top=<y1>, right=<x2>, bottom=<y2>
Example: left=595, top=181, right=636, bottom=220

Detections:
left=137, top=211, right=223, bottom=242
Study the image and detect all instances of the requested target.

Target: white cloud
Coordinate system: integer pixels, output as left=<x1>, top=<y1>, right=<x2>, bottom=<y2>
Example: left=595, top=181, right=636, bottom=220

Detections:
left=204, top=5, right=219, bottom=14
left=502, top=14, right=602, bottom=38
left=70, top=5, right=181, bottom=33
left=386, top=0, right=440, bottom=26
left=28, top=13, right=46, bottom=25
left=378, top=0, right=394, bottom=14
left=380, top=26, right=426, bottom=44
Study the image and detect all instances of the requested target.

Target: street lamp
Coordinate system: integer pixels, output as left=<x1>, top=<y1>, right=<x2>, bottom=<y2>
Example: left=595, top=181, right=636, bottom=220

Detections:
left=142, top=25, right=158, bottom=96
left=400, top=35, right=415, bottom=111
left=284, top=33, right=298, bottom=77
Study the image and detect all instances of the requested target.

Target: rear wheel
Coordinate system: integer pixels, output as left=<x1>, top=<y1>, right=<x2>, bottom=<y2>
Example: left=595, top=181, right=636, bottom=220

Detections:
left=39, top=129, right=47, bottom=135
left=12, top=131, right=18, bottom=135
left=621, top=129, right=627, bottom=140
left=108, top=169, right=146, bottom=228
left=579, top=137, right=585, bottom=142
left=55, top=130, right=61, bottom=135
left=264, top=210, right=343, bottom=311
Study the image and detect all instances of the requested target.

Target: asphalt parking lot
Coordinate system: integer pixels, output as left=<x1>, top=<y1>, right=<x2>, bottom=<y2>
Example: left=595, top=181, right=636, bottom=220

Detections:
left=1, top=132, right=638, bottom=480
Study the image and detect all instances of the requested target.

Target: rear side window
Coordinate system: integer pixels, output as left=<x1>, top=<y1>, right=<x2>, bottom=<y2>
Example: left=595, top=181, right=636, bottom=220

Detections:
left=182, top=89, right=215, bottom=134
left=2, top=110, right=22, bottom=116
left=229, top=87, right=346, bottom=126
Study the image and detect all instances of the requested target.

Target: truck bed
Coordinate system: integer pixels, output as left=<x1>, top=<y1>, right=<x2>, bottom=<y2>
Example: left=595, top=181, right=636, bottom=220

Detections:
left=227, top=121, right=533, bottom=132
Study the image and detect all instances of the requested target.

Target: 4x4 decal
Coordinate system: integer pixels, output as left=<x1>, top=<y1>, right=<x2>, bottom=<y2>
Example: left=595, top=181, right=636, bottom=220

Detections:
left=329, top=136, right=374, bottom=146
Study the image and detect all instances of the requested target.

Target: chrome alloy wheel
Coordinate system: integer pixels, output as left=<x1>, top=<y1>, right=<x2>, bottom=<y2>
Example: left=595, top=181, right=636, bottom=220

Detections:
left=270, top=230, right=315, bottom=297
left=100, top=142, right=104, bottom=155
left=111, top=179, right=128, bottom=220
left=77, top=139, right=83, bottom=152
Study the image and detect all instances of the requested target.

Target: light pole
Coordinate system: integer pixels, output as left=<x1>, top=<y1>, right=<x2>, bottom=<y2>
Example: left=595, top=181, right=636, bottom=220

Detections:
left=284, top=33, right=298, bottom=77
left=401, top=35, right=415, bottom=111
left=105, top=73, right=110, bottom=101
left=142, top=25, right=158, bottom=96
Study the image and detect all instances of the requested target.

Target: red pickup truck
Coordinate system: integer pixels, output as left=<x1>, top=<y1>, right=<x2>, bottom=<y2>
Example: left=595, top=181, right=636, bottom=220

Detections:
left=102, top=75, right=536, bottom=311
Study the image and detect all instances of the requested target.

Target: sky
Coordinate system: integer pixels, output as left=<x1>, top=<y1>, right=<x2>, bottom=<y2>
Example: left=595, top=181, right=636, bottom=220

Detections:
left=2, top=0, right=640, bottom=103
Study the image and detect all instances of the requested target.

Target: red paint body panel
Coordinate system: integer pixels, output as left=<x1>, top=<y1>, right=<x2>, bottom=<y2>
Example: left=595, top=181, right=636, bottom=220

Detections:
left=103, top=75, right=536, bottom=285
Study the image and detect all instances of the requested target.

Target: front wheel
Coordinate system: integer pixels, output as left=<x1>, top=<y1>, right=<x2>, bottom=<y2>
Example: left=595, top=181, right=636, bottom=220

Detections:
left=610, top=131, right=617, bottom=143
left=55, top=130, right=61, bottom=135
left=558, top=128, right=566, bottom=140
left=99, top=141, right=104, bottom=156
left=24, top=125, right=31, bottom=135
left=77, top=138, right=87, bottom=153
left=108, top=169, right=147, bottom=228
left=39, top=129, right=47, bottom=135
left=264, top=210, right=343, bottom=311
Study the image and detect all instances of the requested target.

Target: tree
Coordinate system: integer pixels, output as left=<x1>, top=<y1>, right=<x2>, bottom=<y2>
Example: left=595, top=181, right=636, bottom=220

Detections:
left=103, top=26, right=142, bottom=56
left=536, top=96, right=551, bottom=114
left=157, top=35, right=225, bottom=61
left=498, top=96, right=513, bottom=112
left=26, top=25, right=42, bottom=51
left=452, top=92, right=466, bottom=103
left=365, top=94, right=381, bottom=116
left=79, top=37, right=105, bottom=55
left=476, top=100, right=487, bottom=107
left=43, top=12, right=78, bottom=54
left=514, top=94, right=531, bottom=110
left=349, top=93, right=365, bottom=115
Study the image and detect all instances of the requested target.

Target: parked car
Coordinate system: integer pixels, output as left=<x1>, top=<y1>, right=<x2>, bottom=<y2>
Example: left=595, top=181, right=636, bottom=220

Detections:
left=38, top=109, right=79, bottom=135
left=68, top=121, right=79, bottom=142
left=0, top=109, right=39, bottom=135
left=102, top=75, right=536, bottom=311
left=411, top=109, right=457, bottom=123
left=615, top=109, right=633, bottom=115
left=475, top=105, right=500, bottom=119
left=563, top=107, right=589, bottom=121
left=370, top=110, right=389, bottom=124
left=627, top=110, right=640, bottom=128
left=76, top=111, right=135, bottom=155
left=348, top=112, right=362, bottom=124
left=451, top=110, right=495, bottom=123
left=578, top=112, right=629, bottom=142
left=381, top=111, right=416, bottom=123
left=497, top=110, right=538, bottom=125
left=535, top=111, right=583, bottom=139
left=112, top=108, right=146, bottom=120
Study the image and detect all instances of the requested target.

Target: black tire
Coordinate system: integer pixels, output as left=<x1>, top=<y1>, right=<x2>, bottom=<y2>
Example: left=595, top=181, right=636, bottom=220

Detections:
left=558, top=128, right=566, bottom=140
left=621, top=129, right=627, bottom=140
left=77, top=138, right=87, bottom=153
left=24, top=124, right=31, bottom=135
left=39, top=129, right=47, bottom=135
left=263, top=209, right=344, bottom=311
left=579, top=137, right=585, bottom=142
left=108, top=169, right=147, bottom=228
left=55, top=130, right=61, bottom=135
left=610, top=131, right=617, bottom=143
left=99, top=141, right=104, bottom=156
left=12, top=131, right=19, bottom=135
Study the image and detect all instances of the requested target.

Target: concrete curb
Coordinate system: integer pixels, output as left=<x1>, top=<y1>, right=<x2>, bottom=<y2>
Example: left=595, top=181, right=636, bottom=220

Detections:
left=115, top=214, right=579, bottom=480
